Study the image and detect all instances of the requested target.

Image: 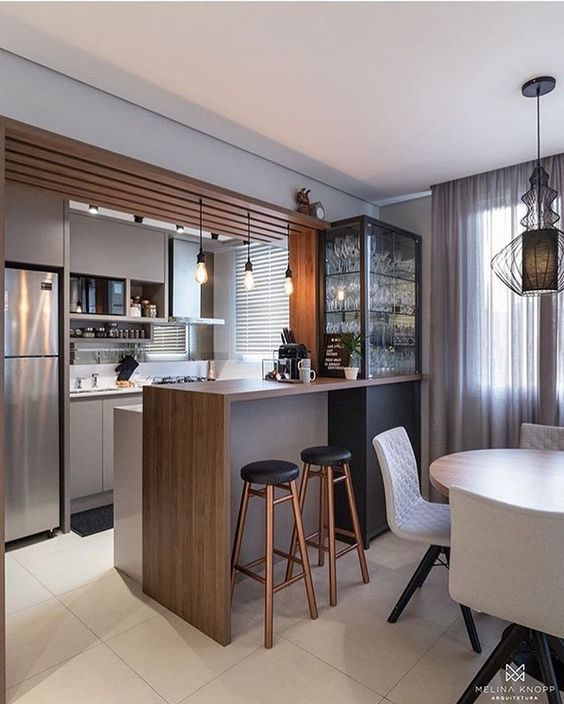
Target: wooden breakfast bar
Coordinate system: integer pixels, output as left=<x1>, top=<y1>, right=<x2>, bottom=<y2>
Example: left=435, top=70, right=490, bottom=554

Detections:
left=142, top=375, right=421, bottom=645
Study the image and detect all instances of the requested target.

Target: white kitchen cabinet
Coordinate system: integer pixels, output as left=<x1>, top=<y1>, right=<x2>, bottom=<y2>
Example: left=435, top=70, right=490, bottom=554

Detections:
left=102, top=396, right=142, bottom=491
left=70, top=393, right=142, bottom=499
left=70, top=398, right=103, bottom=499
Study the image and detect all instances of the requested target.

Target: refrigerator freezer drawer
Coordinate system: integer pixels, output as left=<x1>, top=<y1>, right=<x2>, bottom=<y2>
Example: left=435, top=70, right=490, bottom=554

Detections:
left=4, top=357, right=60, bottom=541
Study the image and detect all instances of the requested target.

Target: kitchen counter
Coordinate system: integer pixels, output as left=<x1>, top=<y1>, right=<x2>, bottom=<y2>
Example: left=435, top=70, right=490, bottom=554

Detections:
left=142, top=373, right=422, bottom=646
left=69, top=386, right=145, bottom=399
left=157, top=374, right=422, bottom=401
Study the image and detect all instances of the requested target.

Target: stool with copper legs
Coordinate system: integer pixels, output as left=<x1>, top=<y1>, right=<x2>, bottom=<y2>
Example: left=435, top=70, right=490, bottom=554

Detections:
left=286, top=446, right=369, bottom=606
left=231, top=460, right=318, bottom=648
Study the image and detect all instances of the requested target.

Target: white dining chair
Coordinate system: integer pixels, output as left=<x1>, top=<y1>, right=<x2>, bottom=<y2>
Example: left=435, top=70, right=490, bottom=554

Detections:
left=450, top=486, right=564, bottom=704
left=372, top=427, right=481, bottom=653
left=520, top=423, right=564, bottom=451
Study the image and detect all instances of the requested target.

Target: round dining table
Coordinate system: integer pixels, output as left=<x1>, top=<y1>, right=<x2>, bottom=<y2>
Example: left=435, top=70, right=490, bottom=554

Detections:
left=430, top=448, right=564, bottom=511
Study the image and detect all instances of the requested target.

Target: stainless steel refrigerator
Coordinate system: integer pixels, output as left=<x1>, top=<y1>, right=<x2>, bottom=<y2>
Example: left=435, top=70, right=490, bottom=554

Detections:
left=4, top=268, right=60, bottom=542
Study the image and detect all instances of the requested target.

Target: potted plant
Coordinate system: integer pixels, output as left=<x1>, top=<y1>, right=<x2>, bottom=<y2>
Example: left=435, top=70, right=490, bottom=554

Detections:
left=339, top=332, right=363, bottom=380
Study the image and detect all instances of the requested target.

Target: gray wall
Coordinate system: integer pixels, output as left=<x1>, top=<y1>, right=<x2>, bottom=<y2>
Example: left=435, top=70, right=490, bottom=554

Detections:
left=0, top=50, right=378, bottom=222
left=380, top=195, right=432, bottom=496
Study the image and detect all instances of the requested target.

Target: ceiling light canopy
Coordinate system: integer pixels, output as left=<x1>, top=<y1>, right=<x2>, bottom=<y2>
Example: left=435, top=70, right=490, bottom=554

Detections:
left=491, top=76, right=564, bottom=296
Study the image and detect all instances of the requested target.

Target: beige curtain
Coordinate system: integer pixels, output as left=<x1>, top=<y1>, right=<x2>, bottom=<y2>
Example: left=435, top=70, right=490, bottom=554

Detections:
left=430, top=154, right=564, bottom=460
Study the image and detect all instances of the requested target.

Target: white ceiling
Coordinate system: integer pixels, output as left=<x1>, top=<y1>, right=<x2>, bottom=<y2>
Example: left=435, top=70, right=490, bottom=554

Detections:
left=2, top=2, right=564, bottom=204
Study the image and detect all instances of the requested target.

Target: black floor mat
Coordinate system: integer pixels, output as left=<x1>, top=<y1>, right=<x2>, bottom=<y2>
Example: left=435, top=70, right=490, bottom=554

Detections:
left=71, top=504, right=113, bottom=537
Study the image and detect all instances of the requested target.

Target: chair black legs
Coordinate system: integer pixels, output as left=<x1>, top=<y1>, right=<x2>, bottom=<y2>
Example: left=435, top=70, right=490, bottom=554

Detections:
left=387, top=545, right=441, bottom=623
left=533, top=631, right=562, bottom=704
left=455, top=624, right=564, bottom=704
left=461, top=605, right=482, bottom=654
left=387, top=544, right=481, bottom=653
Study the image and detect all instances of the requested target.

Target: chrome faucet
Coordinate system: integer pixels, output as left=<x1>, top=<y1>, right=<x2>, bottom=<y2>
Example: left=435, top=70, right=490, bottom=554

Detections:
left=74, top=377, right=83, bottom=390
left=91, top=373, right=99, bottom=388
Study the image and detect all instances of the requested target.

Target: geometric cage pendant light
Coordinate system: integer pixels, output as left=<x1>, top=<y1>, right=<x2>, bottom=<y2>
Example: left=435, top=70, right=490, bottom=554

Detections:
left=491, top=76, right=564, bottom=296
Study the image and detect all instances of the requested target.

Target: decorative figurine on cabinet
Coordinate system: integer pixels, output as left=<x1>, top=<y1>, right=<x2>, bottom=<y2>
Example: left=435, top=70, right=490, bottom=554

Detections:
left=296, top=188, right=311, bottom=214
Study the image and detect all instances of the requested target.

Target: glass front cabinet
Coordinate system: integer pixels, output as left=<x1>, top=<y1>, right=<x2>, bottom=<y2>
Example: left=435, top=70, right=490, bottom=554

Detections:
left=321, top=216, right=421, bottom=378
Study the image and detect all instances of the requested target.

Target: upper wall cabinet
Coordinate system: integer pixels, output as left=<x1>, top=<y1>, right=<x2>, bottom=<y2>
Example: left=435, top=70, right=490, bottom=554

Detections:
left=70, top=213, right=167, bottom=283
left=5, top=183, right=65, bottom=268
left=321, top=216, right=421, bottom=379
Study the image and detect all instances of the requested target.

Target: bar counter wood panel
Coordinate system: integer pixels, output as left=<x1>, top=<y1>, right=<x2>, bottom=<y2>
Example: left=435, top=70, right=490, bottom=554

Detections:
left=143, top=387, right=231, bottom=645
left=142, top=376, right=421, bottom=645
left=289, top=228, right=319, bottom=368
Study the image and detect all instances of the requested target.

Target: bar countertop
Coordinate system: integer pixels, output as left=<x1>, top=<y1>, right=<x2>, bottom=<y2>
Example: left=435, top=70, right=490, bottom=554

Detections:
left=145, top=374, right=422, bottom=402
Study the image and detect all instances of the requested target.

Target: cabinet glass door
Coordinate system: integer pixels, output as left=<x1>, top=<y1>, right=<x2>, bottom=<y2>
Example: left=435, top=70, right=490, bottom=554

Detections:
left=367, top=222, right=418, bottom=378
left=324, top=222, right=362, bottom=342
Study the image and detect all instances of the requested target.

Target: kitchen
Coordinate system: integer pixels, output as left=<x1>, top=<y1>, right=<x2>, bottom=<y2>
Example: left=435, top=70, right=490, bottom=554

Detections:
left=2, top=125, right=421, bottom=658
left=6, top=4, right=564, bottom=699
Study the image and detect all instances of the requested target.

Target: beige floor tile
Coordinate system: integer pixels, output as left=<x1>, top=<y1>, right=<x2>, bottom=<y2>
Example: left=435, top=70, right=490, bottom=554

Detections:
left=59, top=570, right=165, bottom=640
left=5, top=558, right=53, bottom=615
left=181, top=637, right=383, bottom=704
left=386, top=632, right=491, bottom=704
left=6, top=643, right=166, bottom=704
left=281, top=594, right=444, bottom=695
left=14, top=538, right=115, bottom=595
left=6, top=599, right=100, bottom=688
left=106, top=610, right=262, bottom=703
left=8, top=531, right=83, bottom=564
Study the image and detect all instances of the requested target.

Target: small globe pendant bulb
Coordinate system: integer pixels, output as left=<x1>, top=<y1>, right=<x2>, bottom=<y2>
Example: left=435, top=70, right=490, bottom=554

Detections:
left=195, top=250, right=208, bottom=285
left=244, top=260, right=255, bottom=291
left=284, top=267, right=294, bottom=296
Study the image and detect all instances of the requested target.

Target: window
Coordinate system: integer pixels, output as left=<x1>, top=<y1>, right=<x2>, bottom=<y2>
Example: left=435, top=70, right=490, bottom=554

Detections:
left=145, top=323, right=188, bottom=359
left=235, top=243, right=290, bottom=356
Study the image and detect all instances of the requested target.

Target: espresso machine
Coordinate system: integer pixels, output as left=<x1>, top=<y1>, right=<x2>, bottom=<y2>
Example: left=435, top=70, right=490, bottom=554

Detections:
left=278, top=343, right=308, bottom=380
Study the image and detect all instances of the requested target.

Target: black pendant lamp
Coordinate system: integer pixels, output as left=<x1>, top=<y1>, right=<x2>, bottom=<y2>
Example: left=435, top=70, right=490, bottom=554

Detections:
left=194, top=198, right=208, bottom=285
left=491, top=76, right=564, bottom=296
left=284, top=224, right=294, bottom=296
left=244, top=212, right=255, bottom=291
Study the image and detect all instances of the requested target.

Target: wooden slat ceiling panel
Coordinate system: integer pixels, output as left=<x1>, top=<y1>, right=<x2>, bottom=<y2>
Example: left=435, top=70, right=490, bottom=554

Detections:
left=3, top=119, right=328, bottom=244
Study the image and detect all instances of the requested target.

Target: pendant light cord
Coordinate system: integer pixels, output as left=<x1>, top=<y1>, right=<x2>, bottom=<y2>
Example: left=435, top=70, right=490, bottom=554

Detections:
left=199, top=198, right=203, bottom=252
left=537, top=88, right=541, bottom=165
left=247, top=212, right=251, bottom=260
left=536, top=87, right=542, bottom=227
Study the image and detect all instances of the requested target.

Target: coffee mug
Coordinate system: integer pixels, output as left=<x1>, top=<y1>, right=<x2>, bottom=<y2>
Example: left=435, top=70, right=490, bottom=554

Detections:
left=299, top=367, right=316, bottom=383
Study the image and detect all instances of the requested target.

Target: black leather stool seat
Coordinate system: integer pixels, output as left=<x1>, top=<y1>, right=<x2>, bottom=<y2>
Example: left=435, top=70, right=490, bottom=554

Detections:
left=300, top=446, right=352, bottom=466
left=240, top=460, right=300, bottom=485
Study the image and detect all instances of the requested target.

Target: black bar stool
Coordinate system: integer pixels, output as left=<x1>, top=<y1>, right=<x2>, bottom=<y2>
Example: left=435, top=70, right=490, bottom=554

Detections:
left=231, top=460, right=318, bottom=648
left=286, top=446, right=369, bottom=606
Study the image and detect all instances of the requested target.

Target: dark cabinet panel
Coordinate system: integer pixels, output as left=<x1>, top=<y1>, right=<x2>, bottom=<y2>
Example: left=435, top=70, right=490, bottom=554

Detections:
left=328, top=381, right=421, bottom=547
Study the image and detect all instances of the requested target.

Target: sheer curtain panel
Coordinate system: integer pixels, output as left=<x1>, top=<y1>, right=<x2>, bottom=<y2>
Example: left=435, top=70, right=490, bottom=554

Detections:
left=430, top=155, right=564, bottom=460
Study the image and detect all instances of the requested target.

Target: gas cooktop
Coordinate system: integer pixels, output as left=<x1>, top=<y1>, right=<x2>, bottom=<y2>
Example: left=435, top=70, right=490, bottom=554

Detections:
left=152, top=376, right=209, bottom=385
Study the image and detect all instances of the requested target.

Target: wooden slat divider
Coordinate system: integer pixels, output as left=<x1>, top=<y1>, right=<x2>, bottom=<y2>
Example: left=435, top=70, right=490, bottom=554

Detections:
left=6, top=142, right=297, bottom=239
left=3, top=119, right=329, bottom=244
left=5, top=167, right=279, bottom=244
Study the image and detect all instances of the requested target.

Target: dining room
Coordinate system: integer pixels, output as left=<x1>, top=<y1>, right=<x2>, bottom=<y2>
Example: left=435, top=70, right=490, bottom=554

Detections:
left=1, top=3, right=564, bottom=704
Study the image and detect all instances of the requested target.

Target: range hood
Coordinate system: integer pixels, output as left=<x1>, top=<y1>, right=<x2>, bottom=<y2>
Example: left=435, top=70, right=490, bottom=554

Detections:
left=169, top=239, right=224, bottom=325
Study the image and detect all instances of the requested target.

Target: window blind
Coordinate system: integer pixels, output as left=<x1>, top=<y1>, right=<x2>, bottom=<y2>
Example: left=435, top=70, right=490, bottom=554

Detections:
left=146, top=324, right=188, bottom=355
left=235, top=243, right=290, bottom=356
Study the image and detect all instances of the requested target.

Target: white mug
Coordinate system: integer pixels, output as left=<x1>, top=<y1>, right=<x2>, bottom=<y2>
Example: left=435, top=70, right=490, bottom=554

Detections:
left=299, top=367, right=316, bottom=384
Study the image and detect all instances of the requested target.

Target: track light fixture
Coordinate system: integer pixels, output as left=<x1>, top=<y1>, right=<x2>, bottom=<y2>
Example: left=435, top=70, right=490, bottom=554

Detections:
left=176, top=224, right=185, bottom=234
left=88, top=204, right=99, bottom=215
left=134, top=215, right=144, bottom=224
left=244, top=212, right=255, bottom=291
left=194, top=199, right=208, bottom=285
